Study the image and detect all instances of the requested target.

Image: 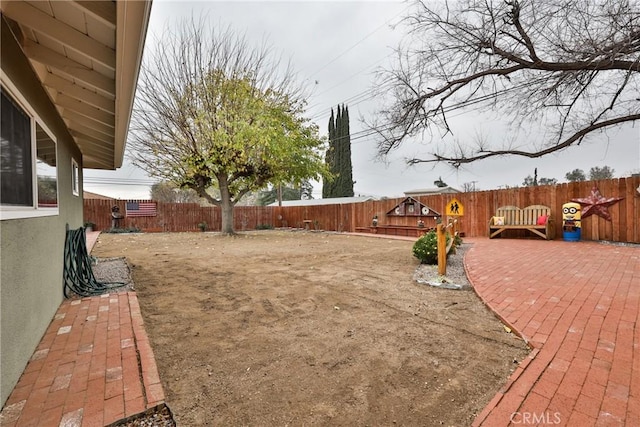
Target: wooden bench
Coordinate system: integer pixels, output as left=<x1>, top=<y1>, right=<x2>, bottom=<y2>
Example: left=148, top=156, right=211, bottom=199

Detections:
left=489, top=205, right=554, bottom=240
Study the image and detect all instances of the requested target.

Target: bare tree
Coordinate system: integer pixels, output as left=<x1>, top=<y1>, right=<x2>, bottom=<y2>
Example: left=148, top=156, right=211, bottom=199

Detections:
left=461, top=182, right=477, bottom=192
left=129, top=18, right=326, bottom=234
left=369, top=0, right=640, bottom=167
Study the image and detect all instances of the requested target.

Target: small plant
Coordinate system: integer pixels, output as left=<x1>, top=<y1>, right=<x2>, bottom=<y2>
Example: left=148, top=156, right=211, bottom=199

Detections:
left=412, top=230, right=451, bottom=264
left=255, top=224, right=274, bottom=230
left=197, top=221, right=208, bottom=232
left=106, top=226, right=141, bottom=234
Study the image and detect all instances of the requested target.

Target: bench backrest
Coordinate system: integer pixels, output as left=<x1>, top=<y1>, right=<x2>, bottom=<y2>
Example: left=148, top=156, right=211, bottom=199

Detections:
left=495, top=205, right=551, bottom=225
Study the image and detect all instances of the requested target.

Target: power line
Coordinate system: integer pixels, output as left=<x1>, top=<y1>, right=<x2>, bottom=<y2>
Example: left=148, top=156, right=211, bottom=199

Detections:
left=345, top=76, right=551, bottom=145
left=83, top=177, right=158, bottom=186
left=305, top=4, right=410, bottom=79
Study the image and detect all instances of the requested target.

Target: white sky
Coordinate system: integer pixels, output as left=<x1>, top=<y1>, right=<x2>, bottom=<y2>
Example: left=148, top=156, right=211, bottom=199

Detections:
left=84, top=0, right=640, bottom=200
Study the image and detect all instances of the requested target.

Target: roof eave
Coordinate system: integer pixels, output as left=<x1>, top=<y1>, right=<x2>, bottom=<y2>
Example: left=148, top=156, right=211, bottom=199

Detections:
left=113, top=0, right=152, bottom=169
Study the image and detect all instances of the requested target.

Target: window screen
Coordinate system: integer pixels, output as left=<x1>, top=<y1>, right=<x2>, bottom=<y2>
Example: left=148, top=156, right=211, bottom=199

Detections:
left=1, top=88, right=33, bottom=206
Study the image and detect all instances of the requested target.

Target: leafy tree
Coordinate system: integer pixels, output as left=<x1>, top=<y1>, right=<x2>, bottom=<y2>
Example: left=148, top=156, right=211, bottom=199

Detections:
left=523, top=168, right=556, bottom=186
left=565, top=169, right=587, bottom=182
left=257, top=182, right=312, bottom=206
left=369, top=0, right=640, bottom=167
left=323, top=105, right=354, bottom=198
left=300, top=180, right=314, bottom=200
left=37, top=176, right=57, bottom=204
left=130, top=18, right=327, bottom=234
left=589, top=166, right=615, bottom=180
left=539, top=177, right=558, bottom=186
left=150, top=182, right=202, bottom=203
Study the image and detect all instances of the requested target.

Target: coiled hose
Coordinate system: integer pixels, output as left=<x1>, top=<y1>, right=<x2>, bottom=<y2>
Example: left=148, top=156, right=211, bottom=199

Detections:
left=63, top=226, right=125, bottom=297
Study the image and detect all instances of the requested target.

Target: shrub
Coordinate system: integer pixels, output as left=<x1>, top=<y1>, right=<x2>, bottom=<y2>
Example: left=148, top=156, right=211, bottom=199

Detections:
left=412, top=230, right=451, bottom=264
left=255, top=224, right=274, bottom=230
left=105, top=227, right=141, bottom=234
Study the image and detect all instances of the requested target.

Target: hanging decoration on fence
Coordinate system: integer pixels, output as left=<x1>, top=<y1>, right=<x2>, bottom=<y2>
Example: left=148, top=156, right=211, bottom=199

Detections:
left=570, top=186, right=623, bottom=222
left=126, top=201, right=158, bottom=217
left=386, top=197, right=440, bottom=217
left=445, top=198, right=464, bottom=216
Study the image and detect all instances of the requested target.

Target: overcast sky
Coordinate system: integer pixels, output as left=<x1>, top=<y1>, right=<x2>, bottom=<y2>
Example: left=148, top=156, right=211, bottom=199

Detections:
left=84, top=0, right=640, bottom=199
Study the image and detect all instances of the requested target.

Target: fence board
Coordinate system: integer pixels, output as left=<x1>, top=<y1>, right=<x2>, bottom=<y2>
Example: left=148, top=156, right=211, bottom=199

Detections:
left=83, top=176, right=639, bottom=243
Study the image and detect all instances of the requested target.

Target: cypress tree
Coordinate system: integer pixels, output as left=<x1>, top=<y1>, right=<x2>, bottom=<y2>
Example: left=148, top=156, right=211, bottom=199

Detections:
left=340, top=105, right=354, bottom=197
left=323, top=108, right=337, bottom=198
left=323, top=104, right=354, bottom=198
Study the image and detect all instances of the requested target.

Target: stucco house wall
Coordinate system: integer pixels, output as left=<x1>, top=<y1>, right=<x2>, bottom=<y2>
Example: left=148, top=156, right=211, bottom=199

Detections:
left=0, top=1, right=151, bottom=407
left=0, top=18, right=86, bottom=405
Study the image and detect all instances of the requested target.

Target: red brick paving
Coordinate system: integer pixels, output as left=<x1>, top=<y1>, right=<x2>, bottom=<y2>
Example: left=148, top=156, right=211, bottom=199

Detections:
left=466, top=238, right=639, bottom=427
left=3, top=232, right=637, bottom=426
left=0, top=292, right=164, bottom=426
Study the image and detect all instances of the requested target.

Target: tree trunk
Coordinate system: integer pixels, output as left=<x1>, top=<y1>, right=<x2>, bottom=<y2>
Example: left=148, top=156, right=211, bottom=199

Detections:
left=221, top=198, right=235, bottom=235
left=218, top=175, right=235, bottom=235
left=277, top=184, right=282, bottom=207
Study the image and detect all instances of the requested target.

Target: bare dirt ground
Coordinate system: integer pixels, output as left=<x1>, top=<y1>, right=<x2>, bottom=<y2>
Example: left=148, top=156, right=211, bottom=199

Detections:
left=92, top=230, right=529, bottom=426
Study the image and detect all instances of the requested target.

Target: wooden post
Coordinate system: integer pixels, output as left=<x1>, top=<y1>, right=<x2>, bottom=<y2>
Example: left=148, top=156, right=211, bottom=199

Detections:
left=449, top=219, right=457, bottom=255
left=437, top=223, right=447, bottom=276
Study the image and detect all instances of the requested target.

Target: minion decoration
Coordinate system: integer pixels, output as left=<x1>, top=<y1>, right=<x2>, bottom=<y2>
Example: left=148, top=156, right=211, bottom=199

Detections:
left=562, top=202, right=581, bottom=241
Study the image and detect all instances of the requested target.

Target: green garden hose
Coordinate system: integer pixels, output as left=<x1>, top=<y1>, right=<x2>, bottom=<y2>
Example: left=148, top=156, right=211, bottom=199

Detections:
left=63, top=226, right=125, bottom=297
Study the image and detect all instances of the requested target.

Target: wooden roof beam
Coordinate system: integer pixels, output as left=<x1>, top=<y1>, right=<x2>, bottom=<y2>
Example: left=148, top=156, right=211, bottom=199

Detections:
left=68, top=123, right=113, bottom=144
left=44, top=73, right=114, bottom=113
left=74, top=1, right=116, bottom=30
left=72, top=132, right=114, bottom=156
left=2, top=1, right=115, bottom=70
left=22, top=39, right=114, bottom=95
left=62, top=109, right=114, bottom=135
left=57, top=93, right=115, bottom=127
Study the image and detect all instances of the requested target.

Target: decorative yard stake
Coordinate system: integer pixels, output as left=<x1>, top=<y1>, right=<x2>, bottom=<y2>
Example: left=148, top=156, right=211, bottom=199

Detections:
left=570, top=186, right=624, bottom=221
left=437, top=219, right=458, bottom=276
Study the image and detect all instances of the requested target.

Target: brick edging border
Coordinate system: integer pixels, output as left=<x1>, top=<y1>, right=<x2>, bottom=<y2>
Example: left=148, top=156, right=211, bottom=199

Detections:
left=127, top=292, right=166, bottom=408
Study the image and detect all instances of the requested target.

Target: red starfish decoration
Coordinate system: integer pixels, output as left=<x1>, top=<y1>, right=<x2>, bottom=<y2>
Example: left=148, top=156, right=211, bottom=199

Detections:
left=571, top=186, right=624, bottom=221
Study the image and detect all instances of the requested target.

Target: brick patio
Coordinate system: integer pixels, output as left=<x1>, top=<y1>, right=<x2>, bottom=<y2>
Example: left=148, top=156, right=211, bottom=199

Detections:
left=465, top=238, right=639, bottom=427
left=0, top=292, right=164, bottom=427
left=2, top=232, right=638, bottom=426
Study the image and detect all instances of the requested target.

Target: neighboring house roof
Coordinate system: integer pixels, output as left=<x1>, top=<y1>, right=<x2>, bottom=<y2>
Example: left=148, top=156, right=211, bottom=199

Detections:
left=83, top=191, right=114, bottom=200
left=404, top=186, right=461, bottom=196
left=1, top=0, right=152, bottom=170
left=268, top=196, right=376, bottom=207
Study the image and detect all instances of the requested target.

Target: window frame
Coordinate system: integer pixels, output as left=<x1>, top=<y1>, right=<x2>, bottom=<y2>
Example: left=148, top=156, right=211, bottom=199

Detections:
left=1, top=72, right=59, bottom=220
left=72, top=158, right=80, bottom=197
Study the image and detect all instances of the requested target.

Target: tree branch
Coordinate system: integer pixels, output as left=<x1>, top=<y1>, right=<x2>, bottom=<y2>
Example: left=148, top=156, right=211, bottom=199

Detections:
left=408, top=113, right=640, bottom=167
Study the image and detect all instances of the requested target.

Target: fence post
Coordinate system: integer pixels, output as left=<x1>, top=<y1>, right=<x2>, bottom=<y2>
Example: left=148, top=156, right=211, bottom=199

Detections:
left=437, top=223, right=447, bottom=276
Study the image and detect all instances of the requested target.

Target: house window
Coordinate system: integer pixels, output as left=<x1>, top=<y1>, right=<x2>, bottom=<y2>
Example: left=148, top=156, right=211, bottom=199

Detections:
left=1, top=88, right=32, bottom=206
left=1, top=82, right=58, bottom=220
left=72, top=159, right=79, bottom=196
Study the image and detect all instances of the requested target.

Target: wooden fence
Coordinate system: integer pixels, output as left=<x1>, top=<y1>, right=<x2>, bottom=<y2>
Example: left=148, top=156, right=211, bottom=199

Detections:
left=84, top=176, right=640, bottom=243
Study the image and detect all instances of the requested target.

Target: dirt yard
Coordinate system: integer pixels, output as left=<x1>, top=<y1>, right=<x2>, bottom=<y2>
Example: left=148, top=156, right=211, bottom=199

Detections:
left=92, top=230, right=529, bottom=426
